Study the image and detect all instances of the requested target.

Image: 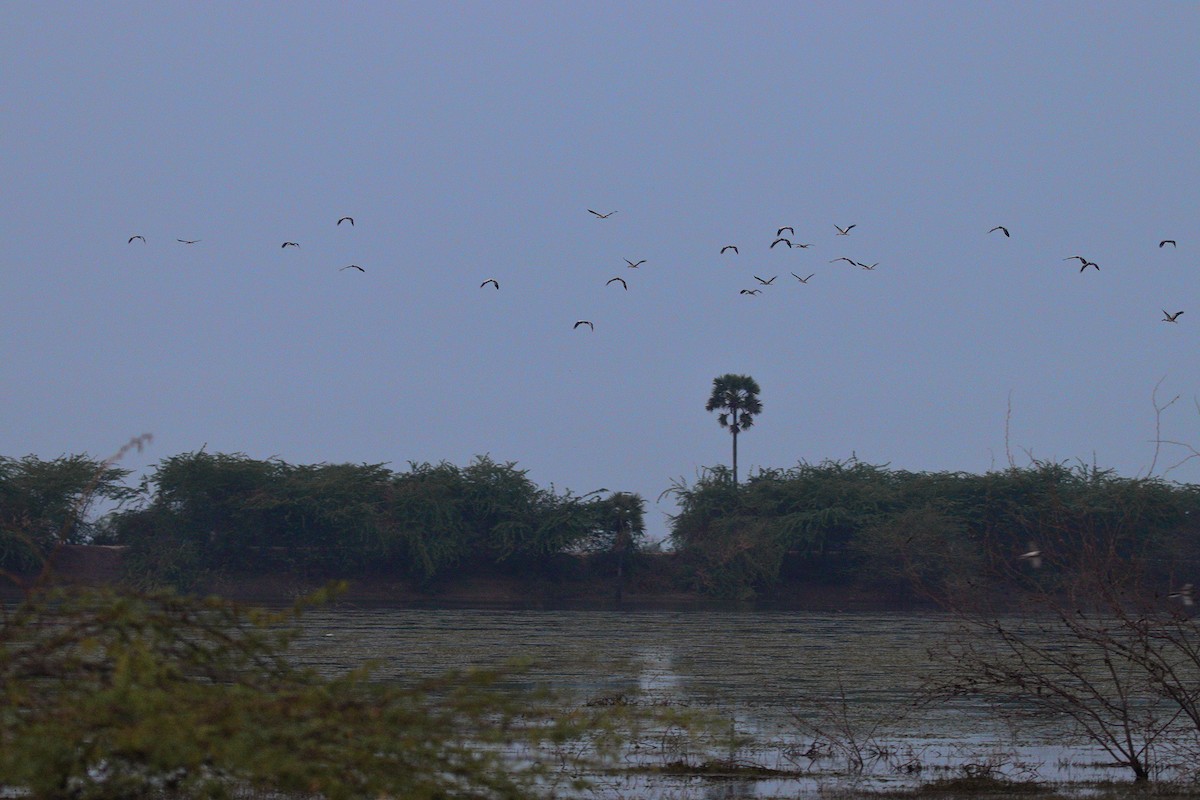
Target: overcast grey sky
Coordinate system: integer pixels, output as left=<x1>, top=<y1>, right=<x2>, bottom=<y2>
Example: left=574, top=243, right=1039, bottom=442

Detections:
left=3, top=2, right=1199, bottom=542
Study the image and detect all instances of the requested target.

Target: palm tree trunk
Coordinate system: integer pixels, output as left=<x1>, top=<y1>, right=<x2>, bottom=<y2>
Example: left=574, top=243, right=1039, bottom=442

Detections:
left=732, top=409, right=739, bottom=485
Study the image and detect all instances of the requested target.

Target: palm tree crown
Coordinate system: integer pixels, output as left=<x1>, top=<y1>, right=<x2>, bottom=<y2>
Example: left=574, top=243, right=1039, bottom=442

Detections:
left=705, top=374, right=762, bottom=484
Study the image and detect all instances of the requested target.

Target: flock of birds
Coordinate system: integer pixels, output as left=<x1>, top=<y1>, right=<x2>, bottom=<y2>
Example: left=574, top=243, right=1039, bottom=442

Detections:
left=570, top=213, right=1186, bottom=326
left=126, top=215, right=367, bottom=273
left=126, top=212, right=1185, bottom=328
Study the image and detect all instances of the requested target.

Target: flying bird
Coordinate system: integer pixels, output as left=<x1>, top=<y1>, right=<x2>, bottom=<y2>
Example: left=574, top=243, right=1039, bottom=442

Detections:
left=754, top=275, right=777, bottom=285
left=720, top=245, right=739, bottom=254
left=1019, top=543, right=1042, bottom=569
left=1160, top=240, right=1177, bottom=248
left=625, top=259, right=646, bottom=268
left=834, top=224, right=856, bottom=236
left=588, top=209, right=617, bottom=219
left=606, top=277, right=627, bottom=289
left=337, top=216, right=354, bottom=226
left=127, top=235, right=145, bottom=244
left=777, top=226, right=794, bottom=237
left=856, top=261, right=879, bottom=270
left=1080, top=261, right=1099, bottom=272
left=573, top=320, right=594, bottom=330
left=1163, top=310, right=1184, bottom=322
left=739, top=289, right=762, bottom=295
left=791, top=273, right=814, bottom=283
left=1169, top=583, right=1194, bottom=606
left=829, top=257, right=857, bottom=266
left=281, top=242, right=299, bottom=248
left=340, top=265, right=365, bottom=272
left=480, top=279, right=499, bottom=289
left=176, top=239, right=200, bottom=244
left=770, top=238, right=792, bottom=249
left=790, top=242, right=813, bottom=248
left=989, top=226, right=1010, bottom=237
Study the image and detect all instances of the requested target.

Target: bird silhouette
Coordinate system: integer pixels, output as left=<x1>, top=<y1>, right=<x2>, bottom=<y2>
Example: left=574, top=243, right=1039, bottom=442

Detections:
left=1160, top=240, right=1177, bottom=248
left=829, top=257, right=857, bottom=266
left=740, top=289, right=762, bottom=295
left=754, top=275, right=777, bottom=285
left=989, top=226, right=1010, bottom=237
left=127, top=235, right=145, bottom=244
left=1169, top=583, right=1194, bottom=606
left=340, top=265, right=365, bottom=272
left=480, top=279, right=499, bottom=289
left=834, top=224, right=856, bottom=236
left=770, top=238, right=792, bottom=249
left=1163, top=310, right=1184, bottom=322
left=574, top=320, right=594, bottom=330
left=790, top=242, right=813, bottom=248
left=777, top=226, right=794, bottom=237
left=856, top=261, right=879, bottom=270
left=176, top=239, right=200, bottom=245
left=1080, top=261, right=1099, bottom=272
left=721, top=245, right=739, bottom=254
left=606, top=277, right=627, bottom=289
left=281, top=242, right=299, bottom=248
left=588, top=209, right=617, bottom=219
left=625, top=259, right=646, bottom=268
left=337, top=216, right=354, bottom=226
left=791, top=273, right=814, bottom=283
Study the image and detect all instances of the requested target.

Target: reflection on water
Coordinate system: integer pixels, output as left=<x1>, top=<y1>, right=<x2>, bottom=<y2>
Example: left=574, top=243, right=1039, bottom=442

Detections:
left=288, top=608, right=1134, bottom=797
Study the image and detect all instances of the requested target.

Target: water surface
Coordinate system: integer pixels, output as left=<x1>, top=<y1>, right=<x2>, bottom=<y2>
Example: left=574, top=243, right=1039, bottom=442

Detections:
left=286, top=608, right=1137, bottom=796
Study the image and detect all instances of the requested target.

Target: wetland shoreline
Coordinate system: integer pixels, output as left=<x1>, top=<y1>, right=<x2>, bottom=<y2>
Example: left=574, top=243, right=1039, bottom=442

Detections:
left=10, top=544, right=922, bottom=611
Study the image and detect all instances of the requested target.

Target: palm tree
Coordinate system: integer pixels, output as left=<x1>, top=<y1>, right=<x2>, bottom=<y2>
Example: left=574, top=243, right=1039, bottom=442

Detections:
left=705, top=374, right=762, bottom=485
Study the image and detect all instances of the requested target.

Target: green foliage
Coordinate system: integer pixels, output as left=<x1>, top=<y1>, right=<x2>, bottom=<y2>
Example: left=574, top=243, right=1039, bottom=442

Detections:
left=0, top=584, right=651, bottom=799
left=853, top=507, right=979, bottom=596
left=111, top=452, right=614, bottom=589
left=0, top=455, right=136, bottom=574
left=668, top=458, right=1200, bottom=599
left=582, top=492, right=646, bottom=555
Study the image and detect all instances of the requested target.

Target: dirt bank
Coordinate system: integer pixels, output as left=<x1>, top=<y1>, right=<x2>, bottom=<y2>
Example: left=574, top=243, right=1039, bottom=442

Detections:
left=3, top=545, right=916, bottom=611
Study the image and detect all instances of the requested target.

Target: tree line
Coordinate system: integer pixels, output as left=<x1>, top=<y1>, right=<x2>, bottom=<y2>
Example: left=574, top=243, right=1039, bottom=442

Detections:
left=5, top=450, right=1200, bottom=601
left=665, top=457, right=1200, bottom=599
left=0, top=452, right=645, bottom=591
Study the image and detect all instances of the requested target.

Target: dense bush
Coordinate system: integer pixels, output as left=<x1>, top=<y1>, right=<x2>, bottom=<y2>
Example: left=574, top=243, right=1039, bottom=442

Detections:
left=667, top=459, right=1200, bottom=599
left=0, top=455, right=136, bottom=575
left=0, top=584, right=652, bottom=799
left=108, top=452, right=641, bottom=589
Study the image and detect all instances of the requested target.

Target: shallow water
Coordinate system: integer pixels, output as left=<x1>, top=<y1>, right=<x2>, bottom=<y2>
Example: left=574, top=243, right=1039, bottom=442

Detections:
left=286, top=608, right=1147, bottom=797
